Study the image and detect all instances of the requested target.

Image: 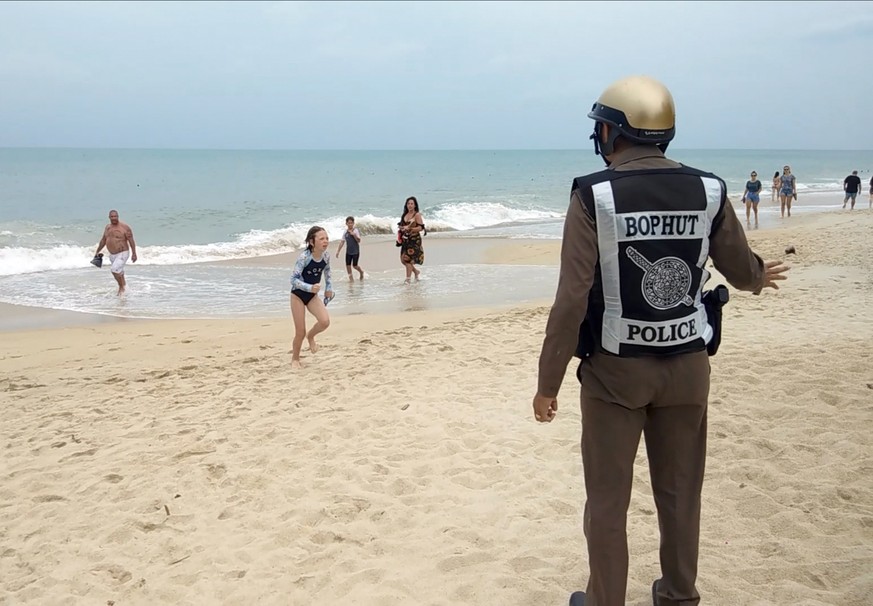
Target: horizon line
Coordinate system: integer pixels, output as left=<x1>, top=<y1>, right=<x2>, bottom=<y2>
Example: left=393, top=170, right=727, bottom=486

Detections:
left=3, top=146, right=873, bottom=153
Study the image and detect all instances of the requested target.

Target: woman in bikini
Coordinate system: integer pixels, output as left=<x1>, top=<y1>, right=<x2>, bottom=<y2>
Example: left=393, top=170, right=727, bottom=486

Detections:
left=771, top=170, right=780, bottom=203
left=398, top=196, right=425, bottom=283
left=290, top=226, right=333, bottom=368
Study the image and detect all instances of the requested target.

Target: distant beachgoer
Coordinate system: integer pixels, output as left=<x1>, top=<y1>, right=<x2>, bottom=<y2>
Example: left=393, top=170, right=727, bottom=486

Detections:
left=335, top=216, right=365, bottom=281
left=743, top=170, right=763, bottom=227
left=771, top=171, right=780, bottom=202
left=779, top=165, right=796, bottom=217
left=399, top=196, right=425, bottom=283
left=843, top=171, right=861, bottom=210
left=869, top=176, right=873, bottom=208
left=290, top=226, right=333, bottom=369
left=94, top=209, right=137, bottom=296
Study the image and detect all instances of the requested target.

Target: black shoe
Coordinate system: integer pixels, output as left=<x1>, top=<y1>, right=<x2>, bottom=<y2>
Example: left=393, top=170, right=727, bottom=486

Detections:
left=569, top=591, right=586, bottom=606
left=651, top=579, right=659, bottom=606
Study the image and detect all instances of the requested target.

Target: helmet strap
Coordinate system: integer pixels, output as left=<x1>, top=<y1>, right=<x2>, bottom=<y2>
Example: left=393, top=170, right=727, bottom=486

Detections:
left=590, top=122, right=619, bottom=166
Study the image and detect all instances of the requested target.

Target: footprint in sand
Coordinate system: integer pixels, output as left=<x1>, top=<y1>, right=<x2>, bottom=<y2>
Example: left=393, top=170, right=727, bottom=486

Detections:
left=90, top=565, right=132, bottom=584
left=204, top=463, right=227, bottom=480
left=32, top=495, right=67, bottom=503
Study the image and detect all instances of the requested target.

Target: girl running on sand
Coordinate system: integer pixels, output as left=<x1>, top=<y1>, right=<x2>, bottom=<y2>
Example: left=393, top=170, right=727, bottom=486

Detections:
left=290, top=226, right=333, bottom=368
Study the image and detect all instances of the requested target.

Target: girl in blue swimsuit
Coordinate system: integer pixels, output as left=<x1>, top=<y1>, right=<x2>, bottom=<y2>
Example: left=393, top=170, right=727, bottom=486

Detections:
left=290, top=226, right=334, bottom=368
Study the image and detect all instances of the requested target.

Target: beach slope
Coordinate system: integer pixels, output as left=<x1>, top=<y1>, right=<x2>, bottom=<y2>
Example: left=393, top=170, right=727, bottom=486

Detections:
left=1, top=212, right=871, bottom=605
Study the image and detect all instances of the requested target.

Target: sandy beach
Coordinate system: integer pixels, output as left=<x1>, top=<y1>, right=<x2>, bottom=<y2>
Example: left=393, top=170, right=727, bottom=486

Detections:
left=2, top=208, right=872, bottom=605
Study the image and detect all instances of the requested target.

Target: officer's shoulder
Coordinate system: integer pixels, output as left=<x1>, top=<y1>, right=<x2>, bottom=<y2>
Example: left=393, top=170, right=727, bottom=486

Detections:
left=672, top=162, right=724, bottom=182
left=571, top=169, right=613, bottom=190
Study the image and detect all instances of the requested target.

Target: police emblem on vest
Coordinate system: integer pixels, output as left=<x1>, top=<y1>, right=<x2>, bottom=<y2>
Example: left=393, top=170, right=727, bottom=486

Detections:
left=574, top=166, right=725, bottom=357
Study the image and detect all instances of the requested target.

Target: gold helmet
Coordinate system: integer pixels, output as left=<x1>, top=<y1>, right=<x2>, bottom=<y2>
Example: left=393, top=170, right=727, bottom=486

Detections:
left=588, top=75, right=676, bottom=159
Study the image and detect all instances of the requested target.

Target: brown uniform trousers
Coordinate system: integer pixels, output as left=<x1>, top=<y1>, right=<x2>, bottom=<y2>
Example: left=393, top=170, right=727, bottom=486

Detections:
left=580, top=350, right=710, bottom=606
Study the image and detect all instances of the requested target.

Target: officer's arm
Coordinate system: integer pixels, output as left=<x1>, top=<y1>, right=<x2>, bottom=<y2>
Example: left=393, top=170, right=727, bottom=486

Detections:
left=708, top=200, right=766, bottom=294
left=537, top=190, right=598, bottom=398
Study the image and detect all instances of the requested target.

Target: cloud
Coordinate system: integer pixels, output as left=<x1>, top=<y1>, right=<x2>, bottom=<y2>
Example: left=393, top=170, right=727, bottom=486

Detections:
left=800, top=15, right=873, bottom=41
left=0, top=0, right=870, bottom=149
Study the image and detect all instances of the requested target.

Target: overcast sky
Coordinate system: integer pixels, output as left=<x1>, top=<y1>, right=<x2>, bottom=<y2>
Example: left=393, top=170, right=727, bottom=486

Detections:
left=0, top=1, right=869, bottom=150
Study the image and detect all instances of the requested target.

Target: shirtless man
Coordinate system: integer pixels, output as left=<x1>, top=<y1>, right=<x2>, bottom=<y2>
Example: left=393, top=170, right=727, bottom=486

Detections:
left=95, top=209, right=137, bottom=295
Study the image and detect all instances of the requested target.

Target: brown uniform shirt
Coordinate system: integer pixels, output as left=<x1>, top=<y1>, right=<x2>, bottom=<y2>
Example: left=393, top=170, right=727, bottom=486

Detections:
left=537, top=145, right=766, bottom=398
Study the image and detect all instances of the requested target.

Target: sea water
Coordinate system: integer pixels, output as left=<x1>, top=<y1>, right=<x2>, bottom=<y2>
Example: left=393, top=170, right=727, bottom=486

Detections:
left=1, top=148, right=870, bottom=319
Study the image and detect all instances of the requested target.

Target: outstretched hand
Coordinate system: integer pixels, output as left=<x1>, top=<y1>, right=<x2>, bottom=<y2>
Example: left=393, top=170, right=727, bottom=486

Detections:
left=762, top=260, right=790, bottom=290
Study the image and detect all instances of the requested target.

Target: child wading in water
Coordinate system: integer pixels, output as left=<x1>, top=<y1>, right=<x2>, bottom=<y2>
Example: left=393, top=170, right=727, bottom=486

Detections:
left=290, top=226, right=333, bottom=369
left=335, top=216, right=365, bottom=281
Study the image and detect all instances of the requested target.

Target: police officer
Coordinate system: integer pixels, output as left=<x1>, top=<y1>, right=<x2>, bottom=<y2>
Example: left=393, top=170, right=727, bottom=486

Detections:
left=532, top=76, right=789, bottom=606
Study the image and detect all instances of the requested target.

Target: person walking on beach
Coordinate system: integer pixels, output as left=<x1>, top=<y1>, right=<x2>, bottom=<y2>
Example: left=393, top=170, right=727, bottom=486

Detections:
left=399, top=196, right=425, bottom=283
left=743, top=170, right=763, bottom=227
left=531, top=75, right=789, bottom=606
left=335, top=216, right=365, bottom=281
left=290, top=226, right=334, bottom=369
left=771, top=170, right=780, bottom=202
left=779, top=165, right=796, bottom=217
left=843, top=170, right=862, bottom=210
left=94, top=209, right=137, bottom=296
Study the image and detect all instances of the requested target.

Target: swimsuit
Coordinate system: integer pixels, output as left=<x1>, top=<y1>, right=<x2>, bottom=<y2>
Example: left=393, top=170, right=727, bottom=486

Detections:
left=290, top=250, right=331, bottom=305
left=342, top=229, right=361, bottom=266
left=780, top=174, right=795, bottom=196
left=109, top=250, right=129, bottom=274
left=745, top=180, right=761, bottom=203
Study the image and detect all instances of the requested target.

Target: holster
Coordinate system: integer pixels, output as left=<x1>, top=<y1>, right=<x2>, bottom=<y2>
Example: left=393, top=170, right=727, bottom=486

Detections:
left=702, top=284, right=730, bottom=356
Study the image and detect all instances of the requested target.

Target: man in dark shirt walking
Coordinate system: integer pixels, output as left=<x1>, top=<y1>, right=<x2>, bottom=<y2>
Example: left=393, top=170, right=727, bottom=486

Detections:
left=843, top=170, right=862, bottom=209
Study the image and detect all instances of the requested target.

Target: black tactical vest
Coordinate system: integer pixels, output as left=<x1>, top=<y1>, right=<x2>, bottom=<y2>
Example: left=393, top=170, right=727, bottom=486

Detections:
left=574, top=165, right=727, bottom=358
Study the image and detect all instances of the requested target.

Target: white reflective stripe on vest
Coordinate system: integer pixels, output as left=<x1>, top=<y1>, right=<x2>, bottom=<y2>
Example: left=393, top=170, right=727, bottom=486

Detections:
left=694, top=176, right=723, bottom=347
left=696, top=176, right=722, bottom=270
left=592, top=181, right=623, bottom=354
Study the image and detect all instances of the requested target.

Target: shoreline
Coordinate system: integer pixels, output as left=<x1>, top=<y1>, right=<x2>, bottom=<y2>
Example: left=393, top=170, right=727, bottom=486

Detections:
left=1, top=192, right=868, bottom=333
left=0, top=235, right=556, bottom=333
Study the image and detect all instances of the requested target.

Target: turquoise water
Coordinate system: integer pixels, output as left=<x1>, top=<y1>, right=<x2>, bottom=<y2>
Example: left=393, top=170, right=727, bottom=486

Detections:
left=0, top=148, right=870, bottom=319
